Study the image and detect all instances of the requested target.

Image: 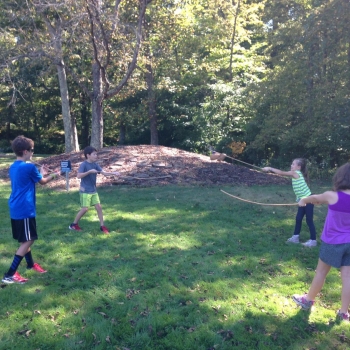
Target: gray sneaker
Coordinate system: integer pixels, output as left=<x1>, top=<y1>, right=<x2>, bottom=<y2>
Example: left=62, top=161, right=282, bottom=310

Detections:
left=292, top=294, right=314, bottom=310
left=286, top=235, right=299, bottom=244
left=336, top=310, right=350, bottom=322
left=302, top=240, right=317, bottom=247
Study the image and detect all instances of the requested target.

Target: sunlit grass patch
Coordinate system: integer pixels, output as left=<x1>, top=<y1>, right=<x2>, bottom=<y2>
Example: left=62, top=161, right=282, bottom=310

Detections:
left=1, top=182, right=349, bottom=349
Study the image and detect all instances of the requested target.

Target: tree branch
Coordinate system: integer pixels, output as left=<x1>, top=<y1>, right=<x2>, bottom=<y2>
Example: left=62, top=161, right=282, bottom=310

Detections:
left=106, top=0, right=150, bottom=99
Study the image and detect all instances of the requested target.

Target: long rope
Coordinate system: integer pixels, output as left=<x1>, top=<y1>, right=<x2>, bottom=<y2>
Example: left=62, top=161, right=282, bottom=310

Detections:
left=209, top=146, right=263, bottom=170
left=222, top=154, right=262, bottom=170
left=31, top=161, right=66, bottom=179
left=120, top=175, right=172, bottom=180
left=212, top=152, right=286, bottom=179
left=220, top=190, right=298, bottom=206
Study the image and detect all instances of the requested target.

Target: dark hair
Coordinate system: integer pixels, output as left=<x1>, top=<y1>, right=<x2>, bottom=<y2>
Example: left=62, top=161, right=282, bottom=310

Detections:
left=333, top=163, right=350, bottom=191
left=294, top=158, right=309, bottom=184
left=84, top=146, right=97, bottom=159
left=11, top=135, right=34, bottom=157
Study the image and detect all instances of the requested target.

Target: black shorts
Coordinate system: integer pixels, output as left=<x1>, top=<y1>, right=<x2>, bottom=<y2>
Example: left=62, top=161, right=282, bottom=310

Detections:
left=11, top=218, right=38, bottom=243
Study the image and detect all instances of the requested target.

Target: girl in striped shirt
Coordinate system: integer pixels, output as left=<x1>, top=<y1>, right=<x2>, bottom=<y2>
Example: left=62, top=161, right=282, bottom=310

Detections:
left=262, top=158, right=317, bottom=247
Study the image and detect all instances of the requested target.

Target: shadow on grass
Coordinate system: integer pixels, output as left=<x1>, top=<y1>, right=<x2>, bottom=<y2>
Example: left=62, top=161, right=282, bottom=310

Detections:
left=1, top=185, right=344, bottom=350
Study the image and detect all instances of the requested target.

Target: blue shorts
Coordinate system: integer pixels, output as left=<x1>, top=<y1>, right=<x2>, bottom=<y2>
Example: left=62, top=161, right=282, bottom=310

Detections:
left=319, top=241, right=350, bottom=268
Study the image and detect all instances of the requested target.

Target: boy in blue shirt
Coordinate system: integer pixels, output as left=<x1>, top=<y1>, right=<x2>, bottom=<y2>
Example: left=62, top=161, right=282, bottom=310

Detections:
left=69, top=146, right=120, bottom=234
left=2, top=135, right=59, bottom=284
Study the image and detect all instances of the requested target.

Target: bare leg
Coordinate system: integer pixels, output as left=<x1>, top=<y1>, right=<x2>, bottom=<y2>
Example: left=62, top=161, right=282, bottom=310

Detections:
left=305, top=259, right=332, bottom=300
left=16, top=241, right=34, bottom=256
left=73, top=207, right=89, bottom=224
left=340, top=266, right=350, bottom=314
left=95, top=203, right=104, bottom=226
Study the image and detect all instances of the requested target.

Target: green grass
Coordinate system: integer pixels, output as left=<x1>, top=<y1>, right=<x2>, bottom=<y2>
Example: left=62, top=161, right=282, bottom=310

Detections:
left=0, top=154, right=49, bottom=171
left=0, top=177, right=349, bottom=349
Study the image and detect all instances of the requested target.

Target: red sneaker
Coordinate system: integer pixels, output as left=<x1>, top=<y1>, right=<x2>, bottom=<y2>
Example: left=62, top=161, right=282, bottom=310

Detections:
left=13, top=271, right=29, bottom=283
left=31, top=263, right=47, bottom=273
left=69, top=223, right=82, bottom=231
left=100, top=225, right=109, bottom=234
left=4, top=271, right=29, bottom=284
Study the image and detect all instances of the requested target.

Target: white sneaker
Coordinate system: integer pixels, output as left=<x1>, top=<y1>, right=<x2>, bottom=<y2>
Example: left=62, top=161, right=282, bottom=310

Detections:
left=302, top=240, right=317, bottom=247
left=286, top=235, right=299, bottom=244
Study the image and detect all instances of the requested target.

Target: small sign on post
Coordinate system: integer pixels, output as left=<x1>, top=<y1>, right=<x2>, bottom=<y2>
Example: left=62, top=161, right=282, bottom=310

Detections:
left=60, top=161, right=72, bottom=191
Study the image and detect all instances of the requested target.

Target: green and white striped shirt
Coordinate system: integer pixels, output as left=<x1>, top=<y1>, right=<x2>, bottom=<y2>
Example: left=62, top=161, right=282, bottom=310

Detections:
left=292, top=170, right=311, bottom=202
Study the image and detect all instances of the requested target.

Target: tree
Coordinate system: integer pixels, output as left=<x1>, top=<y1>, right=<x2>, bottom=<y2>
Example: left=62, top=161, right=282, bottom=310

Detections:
left=0, top=0, right=79, bottom=152
left=246, top=0, right=350, bottom=167
left=82, top=0, right=151, bottom=149
left=0, top=0, right=151, bottom=151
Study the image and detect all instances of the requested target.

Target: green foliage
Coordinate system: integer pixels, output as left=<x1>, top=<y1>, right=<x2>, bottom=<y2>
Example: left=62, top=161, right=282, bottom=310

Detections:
left=0, top=0, right=349, bottom=170
left=246, top=0, right=350, bottom=167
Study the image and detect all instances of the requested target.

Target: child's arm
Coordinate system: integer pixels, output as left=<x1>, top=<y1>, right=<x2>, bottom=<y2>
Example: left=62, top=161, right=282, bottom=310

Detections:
left=298, top=191, right=338, bottom=206
left=39, top=171, right=60, bottom=185
left=261, top=167, right=299, bottom=178
left=100, top=170, right=120, bottom=176
left=77, top=169, right=99, bottom=179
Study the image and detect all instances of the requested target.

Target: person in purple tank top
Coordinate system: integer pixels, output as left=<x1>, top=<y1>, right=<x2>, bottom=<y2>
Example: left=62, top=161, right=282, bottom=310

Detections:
left=291, top=163, right=350, bottom=322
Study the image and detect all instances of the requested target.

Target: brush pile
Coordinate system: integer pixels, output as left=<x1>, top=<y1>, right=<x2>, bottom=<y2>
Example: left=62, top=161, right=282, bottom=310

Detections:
left=0, top=146, right=288, bottom=188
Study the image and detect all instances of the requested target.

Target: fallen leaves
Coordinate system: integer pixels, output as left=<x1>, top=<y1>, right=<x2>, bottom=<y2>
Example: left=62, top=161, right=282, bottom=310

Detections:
left=18, top=329, right=32, bottom=337
left=212, top=305, right=221, bottom=313
left=126, top=288, right=140, bottom=299
left=217, top=329, right=234, bottom=340
left=337, top=331, right=350, bottom=343
left=23, top=145, right=289, bottom=191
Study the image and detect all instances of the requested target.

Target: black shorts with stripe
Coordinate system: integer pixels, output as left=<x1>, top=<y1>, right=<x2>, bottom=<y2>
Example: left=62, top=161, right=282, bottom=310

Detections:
left=11, top=218, right=38, bottom=243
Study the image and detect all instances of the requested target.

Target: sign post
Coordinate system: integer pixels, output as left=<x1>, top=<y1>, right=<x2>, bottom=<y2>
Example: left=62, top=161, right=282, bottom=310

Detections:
left=60, top=161, right=72, bottom=191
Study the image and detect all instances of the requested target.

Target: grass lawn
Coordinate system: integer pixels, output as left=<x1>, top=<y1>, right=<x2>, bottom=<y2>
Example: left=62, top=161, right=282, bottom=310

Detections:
left=0, top=154, right=49, bottom=170
left=0, top=172, right=349, bottom=349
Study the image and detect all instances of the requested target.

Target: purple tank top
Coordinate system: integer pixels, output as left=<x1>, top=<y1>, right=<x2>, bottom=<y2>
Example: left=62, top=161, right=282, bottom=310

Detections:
left=321, top=191, right=350, bottom=244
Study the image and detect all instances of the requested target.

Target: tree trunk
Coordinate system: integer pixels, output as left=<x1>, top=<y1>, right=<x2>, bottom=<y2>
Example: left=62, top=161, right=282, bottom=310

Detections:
left=87, top=0, right=149, bottom=148
left=347, top=43, right=350, bottom=90
left=45, top=15, right=79, bottom=153
left=80, top=93, right=90, bottom=148
left=306, top=44, right=316, bottom=119
left=119, top=123, right=126, bottom=145
left=229, top=0, right=241, bottom=82
left=91, top=62, right=104, bottom=149
left=56, top=63, right=79, bottom=153
left=6, top=105, right=13, bottom=143
left=146, top=61, right=158, bottom=145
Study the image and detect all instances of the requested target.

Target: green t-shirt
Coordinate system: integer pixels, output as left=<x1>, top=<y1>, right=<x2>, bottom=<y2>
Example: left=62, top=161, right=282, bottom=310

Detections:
left=292, top=170, right=311, bottom=202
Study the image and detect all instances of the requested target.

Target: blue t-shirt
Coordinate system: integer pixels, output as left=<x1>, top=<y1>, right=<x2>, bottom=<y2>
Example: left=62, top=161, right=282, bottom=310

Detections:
left=8, top=161, right=43, bottom=219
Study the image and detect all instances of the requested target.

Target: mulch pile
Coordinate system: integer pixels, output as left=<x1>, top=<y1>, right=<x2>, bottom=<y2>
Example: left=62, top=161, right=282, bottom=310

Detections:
left=0, top=145, right=288, bottom=189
